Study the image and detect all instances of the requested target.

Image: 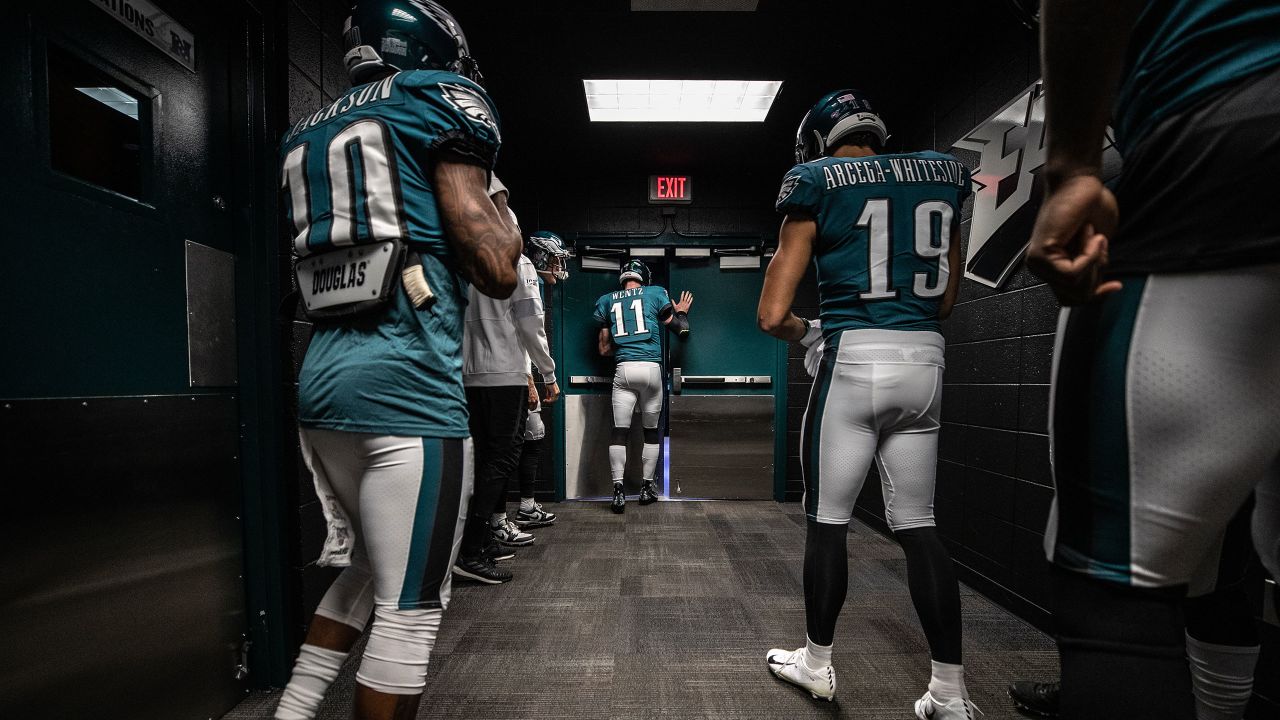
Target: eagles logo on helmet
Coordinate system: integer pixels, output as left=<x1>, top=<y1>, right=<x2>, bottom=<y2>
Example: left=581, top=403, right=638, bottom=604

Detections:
left=525, top=231, right=571, bottom=281
left=794, top=89, right=889, bottom=164
left=343, top=1, right=484, bottom=86
left=619, top=259, right=651, bottom=286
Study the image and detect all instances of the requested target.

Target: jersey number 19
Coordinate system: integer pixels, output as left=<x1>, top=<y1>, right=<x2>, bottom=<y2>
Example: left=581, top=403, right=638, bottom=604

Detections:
left=855, top=198, right=953, bottom=300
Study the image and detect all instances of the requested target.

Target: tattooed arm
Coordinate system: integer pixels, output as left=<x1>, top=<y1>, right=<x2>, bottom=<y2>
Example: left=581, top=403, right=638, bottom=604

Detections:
left=434, top=156, right=521, bottom=298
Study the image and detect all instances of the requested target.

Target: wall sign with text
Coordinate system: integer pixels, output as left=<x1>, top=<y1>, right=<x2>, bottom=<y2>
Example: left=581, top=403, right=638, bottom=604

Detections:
left=90, top=0, right=197, bottom=72
left=648, top=175, right=692, bottom=204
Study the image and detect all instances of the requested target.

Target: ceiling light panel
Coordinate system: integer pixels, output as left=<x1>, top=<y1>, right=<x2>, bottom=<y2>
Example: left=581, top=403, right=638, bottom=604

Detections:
left=584, top=79, right=782, bottom=122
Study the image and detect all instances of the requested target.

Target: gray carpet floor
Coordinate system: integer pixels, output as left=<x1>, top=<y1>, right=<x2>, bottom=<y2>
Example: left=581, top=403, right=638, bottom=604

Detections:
left=224, top=501, right=1058, bottom=719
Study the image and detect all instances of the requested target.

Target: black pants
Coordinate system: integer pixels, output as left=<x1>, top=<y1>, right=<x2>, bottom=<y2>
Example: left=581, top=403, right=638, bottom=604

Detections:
left=461, top=385, right=526, bottom=557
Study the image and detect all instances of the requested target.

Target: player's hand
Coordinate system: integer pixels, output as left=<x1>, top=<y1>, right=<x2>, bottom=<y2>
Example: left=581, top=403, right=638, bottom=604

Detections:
left=526, top=376, right=539, bottom=410
left=1025, top=175, right=1123, bottom=306
left=542, top=381, right=560, bottom=405
left=673, top=291, right=693, bottom=313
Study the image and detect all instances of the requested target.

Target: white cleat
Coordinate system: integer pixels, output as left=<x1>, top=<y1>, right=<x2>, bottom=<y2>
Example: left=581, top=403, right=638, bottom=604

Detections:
left=914, top=691, right=983, bottom=720
left=766, top=647, right=836, bottom=701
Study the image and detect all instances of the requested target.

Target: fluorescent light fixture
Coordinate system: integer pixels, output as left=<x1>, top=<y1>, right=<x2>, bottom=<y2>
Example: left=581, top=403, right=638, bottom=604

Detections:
left=584, top=79, right=782, bottom=122
left=581, top=256, right=622, bottom=271
left=675, top=247, right=712, bottom=257
left=629, top=247, right=666, bottom=257
left=720, top=255, right=761, bottom=270
left=76, top=87, right=139, bottom=119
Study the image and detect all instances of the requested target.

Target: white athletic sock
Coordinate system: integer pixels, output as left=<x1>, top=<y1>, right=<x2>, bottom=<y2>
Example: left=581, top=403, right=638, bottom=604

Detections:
left=608, top=445, right=626, bottom=481
left=641, top=442, right=660, bottom=484
left=1186, top=632, right=1260, bottom=720
left=274, top=644, right=348, bottom=720
left=927, top=660, right=967, bottom=702
left=490, top=512, right=506, bottom=528
left=803, top=636, right=832, bottom=670
left=519, top=497, right=536, bottom=512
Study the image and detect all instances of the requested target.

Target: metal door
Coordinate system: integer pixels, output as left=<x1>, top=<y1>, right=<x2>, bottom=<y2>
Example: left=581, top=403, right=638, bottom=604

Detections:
left=1, top=2, right=258, bottom=717
left=666, top=257, right=782, bottom=499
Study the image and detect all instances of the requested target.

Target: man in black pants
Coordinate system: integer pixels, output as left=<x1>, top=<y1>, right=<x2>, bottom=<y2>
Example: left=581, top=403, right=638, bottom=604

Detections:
left=1028, top=1, right=1280, bottom=717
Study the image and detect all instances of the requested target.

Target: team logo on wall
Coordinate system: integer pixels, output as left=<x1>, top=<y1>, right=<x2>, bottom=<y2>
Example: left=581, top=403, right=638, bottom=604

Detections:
left=439, top=82, right=501, bottom=141
left=953, top=81, right=1122, bottom=288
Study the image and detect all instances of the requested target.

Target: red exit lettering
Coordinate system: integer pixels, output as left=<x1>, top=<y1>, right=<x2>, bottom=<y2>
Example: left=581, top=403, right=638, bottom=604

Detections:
left=657, top=176, right=687, bottom=199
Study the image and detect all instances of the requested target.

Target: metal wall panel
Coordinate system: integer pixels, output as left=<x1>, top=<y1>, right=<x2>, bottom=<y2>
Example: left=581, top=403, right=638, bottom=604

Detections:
left=0, top=395, right=247, bottom=719
left=186, top=240, right=238, bottom=387
left=564, top=394, right=652, bottom=498
left=669, top=395, right=774, bottom=499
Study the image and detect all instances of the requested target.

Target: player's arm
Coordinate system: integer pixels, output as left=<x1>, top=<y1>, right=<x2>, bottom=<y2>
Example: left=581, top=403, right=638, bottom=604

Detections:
left=757, top=214, right=816, bottom=342
left=1025, top=0, right=1140, bottom=304
left=659, top=291, right=694, bottom=331
left=597, top=326, right=615, bottom=356
left=434, top=156, right=521, bottom=298
left=939, top=212, right=964, bottom=320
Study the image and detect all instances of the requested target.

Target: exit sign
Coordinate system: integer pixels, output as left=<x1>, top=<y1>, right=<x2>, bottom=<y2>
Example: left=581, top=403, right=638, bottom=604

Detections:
left=648, top=175, right=692, bottom=204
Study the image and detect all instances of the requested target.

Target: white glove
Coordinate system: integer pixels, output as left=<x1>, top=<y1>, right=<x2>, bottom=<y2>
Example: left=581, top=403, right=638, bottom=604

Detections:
left=800, top=318, right=824, bottom=378
left=487, top=173, right=508, bottom=198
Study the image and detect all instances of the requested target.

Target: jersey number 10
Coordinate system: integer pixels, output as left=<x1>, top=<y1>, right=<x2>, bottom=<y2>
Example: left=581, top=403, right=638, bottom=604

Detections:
left=610, top=298, right=649, bottom=337
left=855, top=198, right=953, bottom=300
left=281, top=119, right=405, bottom=256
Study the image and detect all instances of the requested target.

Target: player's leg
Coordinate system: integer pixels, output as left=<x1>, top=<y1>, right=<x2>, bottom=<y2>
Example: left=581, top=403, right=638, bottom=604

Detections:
left=276, top=429, right=375, bottom=720
left=610, top=364, right=640, bottom=513
left=871, top=360, right=974, bottom=720
left=1184, top=498, right=1261, bottom=720
left=351, top=436, right=472, bottom=719
left=1046, top=267, right=1280, bottom=719
left=515, top=407, right=555, bottom=528
left=637, top=362, right=663, bottom=505
left=767, top=354, right=877, bottom=701
left=488, top=409, right=531, bottom=547
left=457, top=386, right=526, bottom=581
left=1253, top=458, right=1280, bottom=619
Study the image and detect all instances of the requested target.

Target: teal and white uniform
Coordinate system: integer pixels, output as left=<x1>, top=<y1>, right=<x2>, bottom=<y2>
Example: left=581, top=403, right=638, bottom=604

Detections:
left=594, top=284, right=675, bottom=484
left=284, top=69, right=501, bottom=439
left=1048, top=0, right=1280, bottom=588
left=778, top=152, right=970, bottom=525
left=279, top=69, right=500, bottom=612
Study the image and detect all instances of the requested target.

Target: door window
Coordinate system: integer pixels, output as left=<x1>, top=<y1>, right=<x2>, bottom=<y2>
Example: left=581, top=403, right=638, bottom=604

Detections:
left=47, top=46, right=149, bottom=200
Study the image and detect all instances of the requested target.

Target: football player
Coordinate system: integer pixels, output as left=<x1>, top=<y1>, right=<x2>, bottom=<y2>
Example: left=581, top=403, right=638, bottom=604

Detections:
left=513, top=231, right=573, bottom=529
left=593, top=259, right=693, bottom=513
left=1027, top=1, right=1280, bottom=717
left=274, top=2, right=520, bottom=719
left=757, top=90, right=977, bottom=719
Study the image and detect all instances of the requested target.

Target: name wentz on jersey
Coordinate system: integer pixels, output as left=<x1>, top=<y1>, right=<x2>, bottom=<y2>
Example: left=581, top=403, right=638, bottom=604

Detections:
left=777, top=150, right=971, bottom=337
left=280, top=68, right=501, bottom=438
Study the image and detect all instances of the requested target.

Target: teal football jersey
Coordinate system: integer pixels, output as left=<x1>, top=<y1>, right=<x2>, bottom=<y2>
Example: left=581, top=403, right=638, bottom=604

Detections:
left=1114, top=0, right=1280, bottom=153
left=594, top=286, right=673, bottom=364
left=280, top=70, right=501, bottom=437
left=776, top=151, right=970, bottom=338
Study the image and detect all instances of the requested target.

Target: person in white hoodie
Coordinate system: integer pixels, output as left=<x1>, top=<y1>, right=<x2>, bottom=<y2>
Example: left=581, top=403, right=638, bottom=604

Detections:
left=453, top=176, right=561, bottom=585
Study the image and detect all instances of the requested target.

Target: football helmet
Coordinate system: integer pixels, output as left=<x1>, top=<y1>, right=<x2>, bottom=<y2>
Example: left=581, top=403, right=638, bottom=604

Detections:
left=619, top=259, right=651, bottom=286
left=526, top=231, right=571, bottom=281
left=794, top=89, right=889, bottom=164
left=343, top=1, right=483, bottom=86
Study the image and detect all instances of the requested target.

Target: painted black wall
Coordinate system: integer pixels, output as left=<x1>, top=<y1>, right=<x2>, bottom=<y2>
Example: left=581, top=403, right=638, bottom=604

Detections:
left=278, top=0, right=350, bottom=646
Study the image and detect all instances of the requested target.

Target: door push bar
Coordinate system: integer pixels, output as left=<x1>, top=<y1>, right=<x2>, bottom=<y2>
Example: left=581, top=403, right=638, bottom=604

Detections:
left=568, top=375, right=613, bottom=386
left=672, top=367, right=772, bottom=393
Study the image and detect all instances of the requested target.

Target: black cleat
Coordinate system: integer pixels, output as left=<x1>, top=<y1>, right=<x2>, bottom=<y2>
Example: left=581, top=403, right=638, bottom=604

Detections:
left=639, top=480, right=659, bottom=505
left=1008, top=680, right=1059, bottom=717
left=452, top=554, right=512, bottom=584
left=611, top=483, right=625, bottom=514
